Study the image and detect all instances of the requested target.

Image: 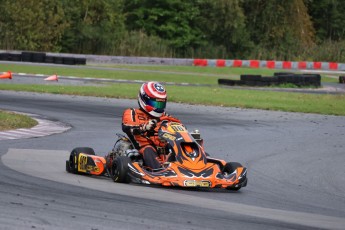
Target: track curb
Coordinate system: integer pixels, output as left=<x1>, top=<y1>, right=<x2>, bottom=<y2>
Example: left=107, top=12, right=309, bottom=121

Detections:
left=0, top=111, right=71, bottom=140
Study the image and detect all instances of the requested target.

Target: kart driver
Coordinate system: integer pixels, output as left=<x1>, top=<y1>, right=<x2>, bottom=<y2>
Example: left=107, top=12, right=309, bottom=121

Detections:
left=122, top=81, right=181, bottom=170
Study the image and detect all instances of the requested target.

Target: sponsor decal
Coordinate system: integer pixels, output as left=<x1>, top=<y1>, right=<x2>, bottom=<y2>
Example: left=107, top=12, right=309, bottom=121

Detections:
left=162, top=133, right=176, bottom=141
left=86, top=165, right=99, bottom=172
left=184, top=180, right=211, bottom=187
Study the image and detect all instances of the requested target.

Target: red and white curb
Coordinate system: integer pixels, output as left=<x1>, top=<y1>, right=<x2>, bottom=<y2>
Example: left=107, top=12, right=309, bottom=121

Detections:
left=0, top=112, right=71, bottom=140
left=193, top=59, right=345, bottom=71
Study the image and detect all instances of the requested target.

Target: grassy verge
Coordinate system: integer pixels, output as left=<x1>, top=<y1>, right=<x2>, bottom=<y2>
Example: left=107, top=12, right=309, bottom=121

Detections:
left=88, top=63, right=339, bottom=83
left=1, top=83, right=344, bottom=116
left=0, top=63, right=338, bottom=83
left=0, top=110, right=38, bottom=131
left=0, top=62, right=344, bottom=116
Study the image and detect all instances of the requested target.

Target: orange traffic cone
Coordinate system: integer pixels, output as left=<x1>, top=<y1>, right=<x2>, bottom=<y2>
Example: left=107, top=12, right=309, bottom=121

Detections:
left=0, top=71, right=12, bottom=79
left=44, top=74, right=58, bottom=81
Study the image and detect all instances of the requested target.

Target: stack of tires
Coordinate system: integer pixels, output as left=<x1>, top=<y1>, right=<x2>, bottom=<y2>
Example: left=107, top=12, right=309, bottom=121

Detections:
left=273, top=72, right=321, bottom=87
left=339, top=76, right=345, bottom=84
left=218, top=72, right=321, bottom=87
left=0, top=52, right=22, bottom=61
left=0, top=51, right=86, bottom=65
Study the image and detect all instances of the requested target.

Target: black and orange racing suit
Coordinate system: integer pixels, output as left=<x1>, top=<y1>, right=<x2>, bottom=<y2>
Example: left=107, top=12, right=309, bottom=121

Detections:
left=122, top=108, right=181, bottom=170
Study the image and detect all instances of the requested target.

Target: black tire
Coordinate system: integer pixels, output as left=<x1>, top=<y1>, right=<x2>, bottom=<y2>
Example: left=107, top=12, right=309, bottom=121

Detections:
left=277, top=74, right=295, bottom=83
left=218, top=79, right=236, bottom=86
left=339, top=76, right=345, bottom=84
left=223, top=162, right=243, bottom=191
left=67, top=147, right=95, bottom=174
left=21, top=52, right=33, bottom=62
left=44, top=56, right=55, bottom=63
left=0, top=52, right=10, bottom=61
left=31, top=52, right=46, bottom=63
left=243, top=81, right=259, bottom=86
left=66, top=160, right=72, bottom=172
left=111, top=156, right=131, bottom=183
left=302, top=74, right=321, bottom=87
left=223, top=162, right=242, bottom=174
left=75, top=57, right=87, bottom=65
left=9, top=53, right=22, bottom=62
left=63, top=57, right=75, bottom=65
left=273, top=72, right=295, bottom=76
left=54, top=56, right=64, bottom=64
left=261, top=76, right=276, bottom=82
left=240, top=74, right=262, bottom=81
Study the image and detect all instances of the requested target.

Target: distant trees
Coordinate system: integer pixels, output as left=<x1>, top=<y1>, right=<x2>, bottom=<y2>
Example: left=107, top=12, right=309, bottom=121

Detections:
left=0, top=0, right=345, bottom=61
left=124, top=0, right=205, bottom=51
left=0, top=0, right=67, bottom=51
left=306, top=0, right=345, bottom=41
left=60, top=0, right=125, bottom=54
left=243, top=0, right=315, bottom=60
left=197, top=0, right=252, bottom=58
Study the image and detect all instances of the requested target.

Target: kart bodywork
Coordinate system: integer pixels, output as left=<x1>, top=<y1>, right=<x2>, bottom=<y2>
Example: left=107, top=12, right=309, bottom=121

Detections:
left=66, top=120, right=247, bottom=191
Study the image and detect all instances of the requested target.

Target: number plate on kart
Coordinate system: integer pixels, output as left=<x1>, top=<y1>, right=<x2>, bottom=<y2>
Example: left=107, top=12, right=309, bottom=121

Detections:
left=184, top=180, right=211, bottom=187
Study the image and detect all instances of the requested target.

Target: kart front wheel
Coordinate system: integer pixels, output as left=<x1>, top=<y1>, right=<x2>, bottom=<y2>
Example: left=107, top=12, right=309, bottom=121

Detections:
left=111, top=156, right=131, bottom=183
left=223, top=162, right=243, bottom=191
left=223, top=162, right=242, bottom=174
left=67, top=147, right=95, bottom=174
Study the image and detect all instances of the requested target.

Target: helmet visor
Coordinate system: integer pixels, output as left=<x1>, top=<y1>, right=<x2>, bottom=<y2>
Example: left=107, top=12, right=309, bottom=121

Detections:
left=146, top=98, right=166, bottom=110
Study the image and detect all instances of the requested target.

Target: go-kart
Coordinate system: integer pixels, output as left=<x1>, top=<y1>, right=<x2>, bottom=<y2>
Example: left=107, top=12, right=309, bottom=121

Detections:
left=66, top=118, right=247, bottom=191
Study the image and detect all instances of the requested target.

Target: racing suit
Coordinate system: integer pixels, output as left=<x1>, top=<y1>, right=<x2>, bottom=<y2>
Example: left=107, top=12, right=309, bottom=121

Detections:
left=122, top=108, right=180, bottom=170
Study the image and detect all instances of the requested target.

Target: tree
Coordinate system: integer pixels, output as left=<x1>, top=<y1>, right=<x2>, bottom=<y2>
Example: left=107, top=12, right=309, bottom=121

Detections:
left=60, top=0, right=125, bottom=54
left=124, top=0, right=205, bottom=51
left=0, top=0, right=67, bottom=51
left=197, top=0, right=252, bottom=58
left=243, top=0, right=315, bottom=60
left=307, top=0, right=345, bottom=41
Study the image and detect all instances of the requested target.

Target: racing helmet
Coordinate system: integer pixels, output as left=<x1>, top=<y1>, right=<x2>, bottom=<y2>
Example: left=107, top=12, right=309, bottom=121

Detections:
left=138, top=81, right=167, bottom=117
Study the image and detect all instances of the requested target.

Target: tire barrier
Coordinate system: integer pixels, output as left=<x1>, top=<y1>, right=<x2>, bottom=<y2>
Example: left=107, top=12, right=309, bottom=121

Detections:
left=194, top=59, right=345, bottom=71
left=0, top=51, right=86, bottom=65
left=340, top=76, right=345, bottom=84
left=218, top=73, right=321, bottom=87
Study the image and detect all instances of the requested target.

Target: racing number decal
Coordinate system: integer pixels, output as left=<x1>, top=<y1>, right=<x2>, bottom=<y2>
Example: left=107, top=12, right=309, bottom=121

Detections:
left=78, top=154, right=88, bottom=173
left=171, top=124, right=185, bottom=132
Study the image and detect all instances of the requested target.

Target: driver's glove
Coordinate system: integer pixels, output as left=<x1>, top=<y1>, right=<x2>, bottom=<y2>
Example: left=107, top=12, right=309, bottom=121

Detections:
left=142, top=119, right=157, bottom=132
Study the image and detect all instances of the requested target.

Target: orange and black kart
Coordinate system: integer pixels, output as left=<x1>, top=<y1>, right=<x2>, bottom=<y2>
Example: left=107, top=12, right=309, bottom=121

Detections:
left=66, top=120, right=247, bottom=191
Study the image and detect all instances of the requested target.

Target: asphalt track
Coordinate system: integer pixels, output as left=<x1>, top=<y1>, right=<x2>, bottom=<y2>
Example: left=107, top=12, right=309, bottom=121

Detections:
left=1, top=91, right=345, bottom=230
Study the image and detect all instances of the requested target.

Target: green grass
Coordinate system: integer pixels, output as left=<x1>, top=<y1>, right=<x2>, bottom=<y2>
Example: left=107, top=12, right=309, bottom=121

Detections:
left=1, top=83, right=344, bottom=116
left=0, top=62, right=275, bottom=83
left=0, top=63, right=220, bottom=84
left=2, top=62, right=338, bottom=84
left=322, top=74, right=342, bottom=83
left=0, top=62, right=344, bottom=116
left=0, top=110, right=38, bottom=131
left=88, top=63, right=278, bottom=75
left=88, top=63, right=339, bottom=83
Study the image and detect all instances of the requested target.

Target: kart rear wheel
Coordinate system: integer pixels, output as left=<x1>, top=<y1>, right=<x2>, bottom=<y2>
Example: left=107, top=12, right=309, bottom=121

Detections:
left=111, top=156, right=131, bottom=183
left=68, top=147, right=95, bottom=174
left=223, top=162, right=243, bottom=191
